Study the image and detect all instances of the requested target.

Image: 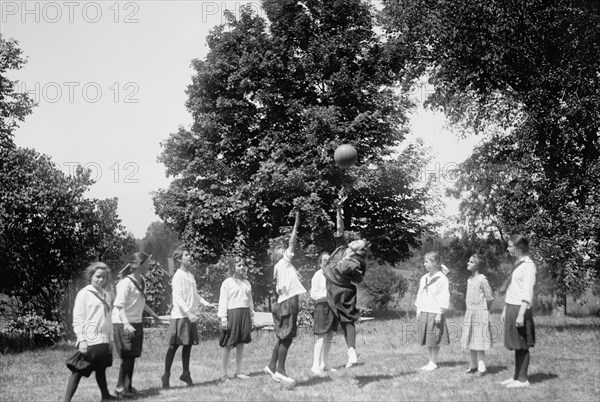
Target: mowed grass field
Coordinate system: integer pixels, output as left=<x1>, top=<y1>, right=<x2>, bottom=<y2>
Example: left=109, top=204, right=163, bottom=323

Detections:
left=1, top=313, right=599, bottom=401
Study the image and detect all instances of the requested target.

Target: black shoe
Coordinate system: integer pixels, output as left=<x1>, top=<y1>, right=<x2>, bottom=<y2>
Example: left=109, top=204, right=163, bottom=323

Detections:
left=101, top=394, right=117, bottom=401
left=161, top=373, right=170, bottom=389
left=180, top=371, right=193, bottom=386
left=465, top=368, right=478, bottom=374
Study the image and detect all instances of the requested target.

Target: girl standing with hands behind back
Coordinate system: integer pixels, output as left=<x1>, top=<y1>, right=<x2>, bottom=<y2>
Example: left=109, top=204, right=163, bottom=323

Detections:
left=414, top=251, right=450, bottom=371
left=461, top=254, right=494, bottom=375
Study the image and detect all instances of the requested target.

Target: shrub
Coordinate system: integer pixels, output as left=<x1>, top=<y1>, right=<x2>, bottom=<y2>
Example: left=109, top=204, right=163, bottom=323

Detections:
left=362, top=263, right=408, bottom=310
left=0, top=312, right=63, bottom=352
left=196, top=307, right=221, bottom=340
left=145, top=260, right=172, bottom=315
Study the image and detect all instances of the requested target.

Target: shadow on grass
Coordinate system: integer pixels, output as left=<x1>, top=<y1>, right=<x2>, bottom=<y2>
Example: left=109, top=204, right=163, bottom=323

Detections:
left=483, top=365, right=508, bottom=375
left=354, top=371, right=415, bottom=388
left=294, top=375, right=333, bottom=387
left=537, top=323, right=600, bottom=332
left=529, top=372, right=559, bottom=384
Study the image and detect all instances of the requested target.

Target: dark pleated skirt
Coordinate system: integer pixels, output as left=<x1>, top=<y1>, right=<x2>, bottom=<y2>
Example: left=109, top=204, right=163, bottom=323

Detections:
left=418, top=312, right=450, bottom=347
left=272, top=296, right=299, bottom=340
left=168, top=317, right=199, bottom=346
left=219, top=308, right=252, bottom=347
left=113, top=322, right=144, bottom=358
left=504, top=304, right=535, bottom=350
left=66, top=343, right=113, bottom=377
left=326, top=281, right=359, bottom=323
left=313, top=301, right=338, bottom=335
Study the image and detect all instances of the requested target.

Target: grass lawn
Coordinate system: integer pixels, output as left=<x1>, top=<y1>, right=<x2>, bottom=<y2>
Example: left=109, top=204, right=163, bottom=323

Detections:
left=1, top=313, right=599, bottom=401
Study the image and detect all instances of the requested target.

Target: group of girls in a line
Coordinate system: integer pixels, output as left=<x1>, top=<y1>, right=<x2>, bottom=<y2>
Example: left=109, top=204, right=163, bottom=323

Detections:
left=65, top=199, right=536, bottom=401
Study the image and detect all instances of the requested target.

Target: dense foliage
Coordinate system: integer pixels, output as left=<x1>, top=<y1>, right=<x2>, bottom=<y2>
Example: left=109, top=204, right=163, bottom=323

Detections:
left=382, top=0, right=600, bottom=310
left=154, top=0, right=434, bottom=302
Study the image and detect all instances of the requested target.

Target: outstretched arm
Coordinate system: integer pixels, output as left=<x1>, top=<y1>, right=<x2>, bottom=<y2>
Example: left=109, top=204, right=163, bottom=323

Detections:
left=287, top=211, right=300, bottom=254
left=335, top=194, right=347, bottom=237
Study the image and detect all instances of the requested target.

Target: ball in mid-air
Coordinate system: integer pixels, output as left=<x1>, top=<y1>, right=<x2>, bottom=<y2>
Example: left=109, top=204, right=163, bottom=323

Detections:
left=334, top=144, right=357, bottom=169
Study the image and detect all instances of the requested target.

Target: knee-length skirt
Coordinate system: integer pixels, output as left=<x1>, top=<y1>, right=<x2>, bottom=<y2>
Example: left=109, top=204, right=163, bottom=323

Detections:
left=114, top=322, right=144, bottom=358
left=461, top=309, right=493, bottom=350
left=219, top=308, right=252, bottom=347
left=168, top=317, right=199, bottom=346
left=418, top=312, right=450, bottom=347
left=504, top=303, right=535, bottom=350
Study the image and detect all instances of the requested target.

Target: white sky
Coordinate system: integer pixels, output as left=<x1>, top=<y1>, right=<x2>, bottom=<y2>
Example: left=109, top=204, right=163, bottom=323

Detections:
left=1, top=0, right=479, bottom=238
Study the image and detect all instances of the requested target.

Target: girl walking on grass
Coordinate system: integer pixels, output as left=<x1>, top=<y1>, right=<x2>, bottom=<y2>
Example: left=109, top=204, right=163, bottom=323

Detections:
left=161, top=247, right=214, bottom=389
left=112, top=252, right=162, bottom=397
left=500, top=234, right=536, bottom=388
left=65, top=262, right=114, bottom=402
left=461, top=254, right=494, bottom=375
left=414, top=251, right=450, bottom=371
left=264, top=211, right=306, bottom=384
left=218, top=256, right=255, bottom=381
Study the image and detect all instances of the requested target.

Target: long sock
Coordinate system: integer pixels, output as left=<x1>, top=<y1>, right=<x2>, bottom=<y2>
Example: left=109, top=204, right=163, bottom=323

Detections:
left=469, top=350, right=477, bottom=368
left=268, top=339, right=280, bottom=372
left=95, top=368, right=110, bottom=398
left=235, top=344, right=245, bottom=374
left=128, top=359, right=136, bottom=391
left=427, top=347, right=433, bottom=362
left=430, top=346, right=440, bottom=364
left=477, top=351, right=486, bottom=371
left=514, top=350, right=523, bottom=380
left=222, top=346, right=232, bottom=376
left=118, top=358, right=135, bottom=391
left=182, top=345, right=192, bottom=373
left=277, top=339, right=293, bottom=375
left=322, top=332, right=333, bottom=369
left=341, top=322, right=356, bottom=348
left=64, top=372, right=82, bottom=402
left=517, top=350, right=530, bottom=382
left=313, top=336, right=325, bottom=369
left=164, top=344, right=179, bottom=374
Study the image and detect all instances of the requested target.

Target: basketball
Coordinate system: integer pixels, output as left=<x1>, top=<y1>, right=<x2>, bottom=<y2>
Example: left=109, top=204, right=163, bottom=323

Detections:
left=334, top=144, right=357, bottom=169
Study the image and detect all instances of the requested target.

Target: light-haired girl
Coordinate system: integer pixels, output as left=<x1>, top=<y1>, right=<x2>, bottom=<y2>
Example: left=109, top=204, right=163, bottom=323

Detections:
left=218, top=256, right=255, bottom=380
left=461, top=253, right=494, bottom=375
left=415, top=251, right=450, bottom=371
left=65, top=262, right=114, bottom=402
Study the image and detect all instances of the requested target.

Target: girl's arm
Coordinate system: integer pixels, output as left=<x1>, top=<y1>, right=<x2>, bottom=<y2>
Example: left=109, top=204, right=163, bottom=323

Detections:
left=516, top=264, right=536, bottom=326
left=248, top=282, right=255, bottom=324
left=217, top=280, right=229, bottom=322
left=114, top=281, right=135, bottom=335
left=144, top=303, right=162, bottom=324
left=287, top=211, right=300, bottom=255
left=335, top=195, right=347, bottom=237
left=72, top=291, right=87, bottom=352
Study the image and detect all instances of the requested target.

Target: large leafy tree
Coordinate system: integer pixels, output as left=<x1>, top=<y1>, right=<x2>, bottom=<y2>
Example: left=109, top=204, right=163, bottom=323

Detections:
left=154, top=0, right=434, bottom=299
left=382, top=0, right=600, bottom=310
left=0, top=36, right=136, bottom=323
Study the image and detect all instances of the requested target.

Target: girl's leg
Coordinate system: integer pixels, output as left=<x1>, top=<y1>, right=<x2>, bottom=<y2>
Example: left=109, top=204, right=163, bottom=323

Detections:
left=95, top=368, right=111, bottom=399
left=468, top=350, right=478, bottom=369
left=222, top=346, right=232, bottom=377
left=514, top=350, right=522, bottom=380
left=276, top=339, right=293, bottom=376
left=312, top=335, right=325, bottom=371
left=181, top=345, right=192, bottom=373
left=64, top=372, right=82, bottom=402
left=235, top=344, right=245, bottom=375
left=427, top=347, right=433, bottom=362
left=117, top=357, right=135, bottom=392
left=321, top=332, right=334, bottom=370
left=516, top=350, right=530, bottom=382
left=268, top=339, right=280, bottom=373
left=430, top=346, right=440, bottom=364
left=127, top=358, right=136, bottom=391
left=476, top=351, right=486, bottom=372
left=116, top=359, right=126, bottom=390
left=179, top=346, right=194, bottom=386
left=164, top=344, right=179, bottom=375
left=341, top=322, right=356, bottom=348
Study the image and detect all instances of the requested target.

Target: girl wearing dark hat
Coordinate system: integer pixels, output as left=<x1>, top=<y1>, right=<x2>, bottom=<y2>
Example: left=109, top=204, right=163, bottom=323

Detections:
left=500, top=235, right=536, bottom=388
left=112, top=252, right=161, bottom=397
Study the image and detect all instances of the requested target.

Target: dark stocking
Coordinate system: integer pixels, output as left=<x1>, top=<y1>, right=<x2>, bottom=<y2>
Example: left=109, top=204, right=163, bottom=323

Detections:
left=341, top=322, right=356, bottom=348
left=64, top=372, right=82, bottom=402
